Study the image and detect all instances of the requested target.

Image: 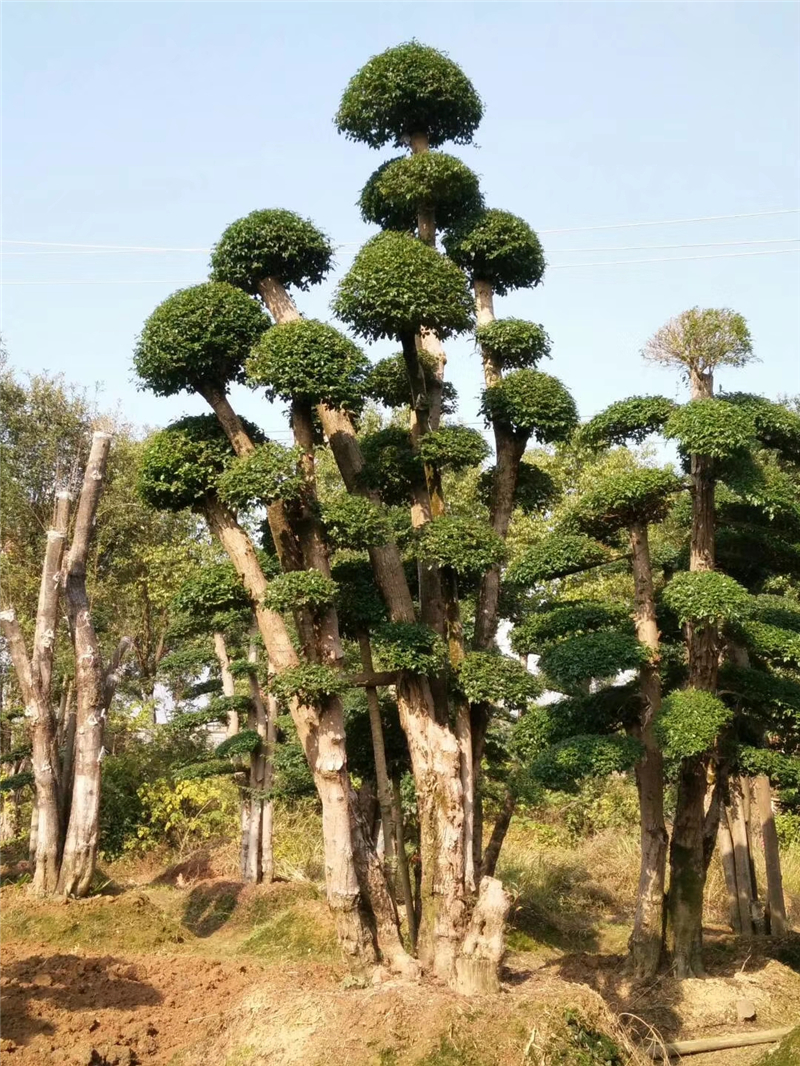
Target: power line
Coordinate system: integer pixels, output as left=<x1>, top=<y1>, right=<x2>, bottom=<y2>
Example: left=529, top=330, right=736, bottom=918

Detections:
left=4, top=246, right=799, bottom=285
left=547, top=247, right=800, bottom=269
left=4, top=236, right=799, bottom=258
left=3, top=207, right=797, bottom=255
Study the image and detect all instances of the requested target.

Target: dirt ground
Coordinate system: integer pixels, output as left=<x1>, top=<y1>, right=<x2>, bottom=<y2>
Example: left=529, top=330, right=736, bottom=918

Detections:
left=1, top=878, right=799, bottom=1065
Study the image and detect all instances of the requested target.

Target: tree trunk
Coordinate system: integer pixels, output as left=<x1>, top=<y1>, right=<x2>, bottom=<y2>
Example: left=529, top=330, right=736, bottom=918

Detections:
left=481, top=789, right=516, bottom=879
left=628, top=522, right=668, bottom=981
left=58, top=433, right=116, bottom=897
left=669, top=758, right=708, bottom=977
left=212, top=632, right=238, bottom=736
left=726, top=776, right=755, bottom=935
left=357, top=632, right=395, bottom=869
left=452, top=877, right=512, bottom=995
left=753, top=774, right=787, bottom=936
left=718, top=816, right=742, bottom=932
left=0, top=609, right=62, bottom=894
left=392, top=775, right=417, bottom=950
left=204, top=496, right=412, bottom=973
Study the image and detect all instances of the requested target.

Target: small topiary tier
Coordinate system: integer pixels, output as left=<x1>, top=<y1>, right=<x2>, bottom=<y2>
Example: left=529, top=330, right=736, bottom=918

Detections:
left=358, top=152, right=483, bottom=231
left=444, top=209, right=545, bottom=295
left=475, top=318, right=552, bottom=370
left=480, top=370, right=578, bottom=442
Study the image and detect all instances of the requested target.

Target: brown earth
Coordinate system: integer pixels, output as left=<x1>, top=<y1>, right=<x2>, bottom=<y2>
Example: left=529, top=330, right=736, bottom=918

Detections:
left=1, top=878, right=799, bottom=1065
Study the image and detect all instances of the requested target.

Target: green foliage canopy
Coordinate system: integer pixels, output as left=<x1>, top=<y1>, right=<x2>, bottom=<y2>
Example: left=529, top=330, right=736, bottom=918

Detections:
left=216, top=441, right=304, bottom=510
left=134, top=283, right=270, bottom=397
left=359, top=153, right=483, bottom=231
left=664, top=399, right=756, bottom=459
left=418, top=425, right=489, bottom=470
left=539, top=630, right=648, bottom=692
left=417, top=515, right=506, bottom=577
left=567, top=467, right=683, bottom=539
left=579, top=396, right=676, bottom=449
left=475, top=318, right=552, bottom=370
left=334, top=231, right=475, bottom=341
left=372, top=621, right=447, bottom=673
left=662, top=570, right=752, bottom=628
left=505, top=533, right=609, bottom=586
left=335, top=41, right=483, bottom=149
left=321, top=494, right=392, bottom=550
left=210, top=209, right=334, bottom=295
left=457, top=651, right=543, bottom=711
left=655, top=688, right=732, bottom=759
left=246, top=320, right=369, bottom=411
left=480, top=369, right=578, bottom=442
left=263, top=571, right=338, bottom=614
left=138, top=415, right=244, bottom=512
left=444, top=209, right=546, bottom=294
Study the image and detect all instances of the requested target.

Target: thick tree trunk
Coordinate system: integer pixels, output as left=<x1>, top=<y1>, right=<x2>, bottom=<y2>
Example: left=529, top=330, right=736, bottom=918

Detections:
left=628, top=522, right=668, bottom=981
left=204, top=497, right=411, bottom=971
left=753, top=774, right=787, bottom=936
left=452, top=877, right=512, bottom=995
left=669, top=759, right=708, bottom=977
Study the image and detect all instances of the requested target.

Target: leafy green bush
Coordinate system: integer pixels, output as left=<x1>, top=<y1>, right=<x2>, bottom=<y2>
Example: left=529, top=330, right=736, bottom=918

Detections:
left=664, top=398, right=755, bottom=459
left=270, top=664, right=348, bottom=705
left=217, top=441, right=303, bottom=509
left=444, top=209, right=545, bottom=294
left=480, top=370, right=577, bottom=442
left=372, top=621, right=447, bottom=673
left=579, top=395, right=675, bottom=448
left=133, top=775, right=239, bottom=854
left=418, top=424, right=489, bottom=470
left=335, top=40, right=483, bottom=149
left=457, top=651, right=542, bottom=710
left=528, top=735, right=642, bottom=793
left=567, top=466, right=682, bottom=538
left=505, top=534, right=609, bottom=586
left=662, top=570, right=752, bottom=627
left=359, top=152, right=483, bottom=230
left=417, top=515, right=506, bottom=576
left=539, top=631, right=648, bottom=692
left=263, top=570, right=338, bottom=614
left=321, top=494, right=391, bottom=549
left=655, top=688, right=732, bottom=759
left=475, top=318, right=551, bottom=369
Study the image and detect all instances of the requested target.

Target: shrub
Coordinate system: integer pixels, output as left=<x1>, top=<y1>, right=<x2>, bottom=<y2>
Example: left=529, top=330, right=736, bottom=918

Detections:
left=655, top=688, right=732, bottom=759
left=417, top=514, right=506, bottom=576
left=475, top=318, right=552, bottom=370
left=359, top=152, right=483, bottom=231
left=372, top=621, right=447, bottom=673
left=539, top=631, right=648, bottom=692
left=457, top=651, right=542, bottom=710
left=418, top=424, right=489, bottom=470
left=662, top=570, right=752, bottom=627
left=321, top=494, right=392, bottom=550
left=335, top=41, right=483, bottom=149
left=210, top=208, right=334, bottom=294
left=134, top=775, right=240, bottom=854
left=217, top=441, right=304, bottom=509
left=480, top=370, right=578, bottom=442
left=263, top=571, right=338, bottom=614
left=579, top=395, right=676, bottom=448
left=444, top=209, right=546, bottom=294
left=270, top=664, right=348, bottom=705
left=505, top=534, right=609, bottom=586
left=664, top=398, right=756, bottom=459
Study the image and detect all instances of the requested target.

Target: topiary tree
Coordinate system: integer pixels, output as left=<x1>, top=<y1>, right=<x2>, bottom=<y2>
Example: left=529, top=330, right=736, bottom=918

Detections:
left=641, top=307, right=758, bottom=978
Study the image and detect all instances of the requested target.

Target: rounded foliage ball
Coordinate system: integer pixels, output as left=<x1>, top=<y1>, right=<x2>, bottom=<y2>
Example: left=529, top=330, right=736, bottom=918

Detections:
left=418, top=424, right=489, bottom=470
left=372, top=621, right=447, bottom=674
left=480, top=369, right=578, bottom=442
left=134, top=283, right=270, bottom=398
left=720, top=392, right=800, bottom=462
left=321, top=494, right=392, bottom=550
left=579, top=395, right=676, bottom=449
left=359, top=426, right=423, bottom=505
left=270, top=663, right=348, bottom=707
left=217, top=441, right=303, bottom=510
left=173, top=562, right=251, bottom=626
left=417, top=515, right=506, bottom=577
left=476, top=318, right=552, bottom=370
left=335, top=40, right=483, bottom=149
left=263, top=570, right=338, bottom=614
left=510, top=600, right=631, bottom=656
left=334, top=231, right=475, bottom=341
left=458, top=651, right=542, bottom=711
left=444, top=209, right=545, bottom=295
left=331, top=556, right=387, bottom=636
left=568, top=467, right=683, bottom=539
left=528, top=734, right=642, bottom=792
left=138, top=414, right=242, bottom=512
left=662, top=569, right=752, bottom=628
left=505, top=533, right=609, bottom=586
left=664, top=398, right=756, bottom=459
left=359, top=153, right=483, bottom=231
left=210, top=209, right=334, bottom=296
left=539, top=630, right=648, bottom=693
left=246, top=319, right=369, bottom=410
left=364, top=351, right=458, bottom=413
left=655, top=688, right=732, bottom=759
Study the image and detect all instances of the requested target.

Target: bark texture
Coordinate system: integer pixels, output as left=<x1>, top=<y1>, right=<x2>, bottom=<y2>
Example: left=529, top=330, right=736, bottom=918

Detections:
left=753, top=774, right=787, bottom=936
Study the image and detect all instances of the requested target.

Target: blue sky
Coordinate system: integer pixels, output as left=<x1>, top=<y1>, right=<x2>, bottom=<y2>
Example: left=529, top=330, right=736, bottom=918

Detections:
left=3, top=2, right=799, bottom=441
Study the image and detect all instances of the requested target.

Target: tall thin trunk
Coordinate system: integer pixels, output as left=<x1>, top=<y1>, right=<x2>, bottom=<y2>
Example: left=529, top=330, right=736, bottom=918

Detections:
left=212, top=632, right=239, bottom=736
left=628, top=522, right=668, bottom=981
left=357, top=632, right=395, bottom=868
left=244, top=631, right=269, bottom=884
left=58, top=433, right=117, bottom=897
left=392, top=775, right=417, bottom=950
left=718, top=816, right=742, bottom=933
left=726, top=776, right=755, bottom=935
left=481, top=789, right=516, bottom=878
left=262, top=690, right=277, bottom=884
left=753, top=774, right=787, bottom=936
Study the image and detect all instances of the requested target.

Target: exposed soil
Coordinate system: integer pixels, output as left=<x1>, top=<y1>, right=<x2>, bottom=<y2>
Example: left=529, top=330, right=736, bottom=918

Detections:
left=1, top=880, right=799, bottom=1065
